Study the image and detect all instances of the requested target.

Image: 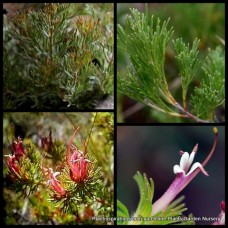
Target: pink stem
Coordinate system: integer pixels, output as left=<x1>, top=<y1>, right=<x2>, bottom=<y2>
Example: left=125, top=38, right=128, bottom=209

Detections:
left=151, top=131, right=218, bottom=215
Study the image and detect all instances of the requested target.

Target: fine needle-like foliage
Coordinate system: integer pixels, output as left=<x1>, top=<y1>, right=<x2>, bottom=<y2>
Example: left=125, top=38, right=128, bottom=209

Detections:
left=117, top=172, right=194, bottom=225
left=3, top=3, right=113, bottom=109
left=117, top=4, right=225, bottom=122
left=190, top=47, right=225, bottom=120
left=173, top=38, right=201, bottom=111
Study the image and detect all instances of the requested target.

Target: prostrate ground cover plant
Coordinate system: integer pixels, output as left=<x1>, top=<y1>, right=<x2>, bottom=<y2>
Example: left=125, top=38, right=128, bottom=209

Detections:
left=3, top=112, right=114, bottom=225
left=117, top=4, right=224, bottom=122
left=3, top=3, right=113, bottom=109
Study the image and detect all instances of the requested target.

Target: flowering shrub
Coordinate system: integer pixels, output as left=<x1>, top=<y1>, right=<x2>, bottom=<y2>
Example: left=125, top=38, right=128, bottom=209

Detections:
left=3, top=3, right=113, bottom=109
left=3, top=112, right=113, bottom=225
left=117, top=127, right=225, bottom=225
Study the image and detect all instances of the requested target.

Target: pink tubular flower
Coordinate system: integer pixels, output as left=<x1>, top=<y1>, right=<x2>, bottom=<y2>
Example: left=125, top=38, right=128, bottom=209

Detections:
left=46, top=168, right=66, bottom=198
left=66, top=127, right=91, bottom=183
left=4, top=137, right=25, bottom=179
left=151, top=129, right=218, bottom=216
left=41, top=155, right=66, bottom=198
left=5, top=154, right=21, bottom=177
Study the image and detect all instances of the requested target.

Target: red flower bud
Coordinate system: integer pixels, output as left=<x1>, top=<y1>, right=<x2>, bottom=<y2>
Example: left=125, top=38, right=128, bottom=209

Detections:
left=41, top=130, right=53, bottom=152
left=11, top=137, right=25, bottom=160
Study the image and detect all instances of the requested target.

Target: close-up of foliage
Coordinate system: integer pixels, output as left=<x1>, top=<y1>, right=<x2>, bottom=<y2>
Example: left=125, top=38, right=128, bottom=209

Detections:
left=3, top=3, right=113, bottom=110
left=117, top=3, right=225, bottom=123
left=117, top=127, right=225, bottom=225
left=3, top=112, right=114, bottom=225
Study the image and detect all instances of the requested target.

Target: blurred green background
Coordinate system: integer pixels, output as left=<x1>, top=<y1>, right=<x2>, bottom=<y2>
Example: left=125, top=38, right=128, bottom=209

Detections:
left=117, top=3, right=225, bottom=123
left=117, top=126, right=225, bottom=224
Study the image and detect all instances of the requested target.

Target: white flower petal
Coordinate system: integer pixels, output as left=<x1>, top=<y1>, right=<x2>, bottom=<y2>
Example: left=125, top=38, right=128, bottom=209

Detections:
left=185, top=150, right=196, bottom=171
left=187, top=162, right=208, bottom=176
left=188, top=151, right=196, bottom=165
left=4, top=154, right=12, bottom=157
left=180, top=152, right=189, bottom=170
left=173, top=165, right=185, bottom=174
left=53, top=172, right=60, bottom=178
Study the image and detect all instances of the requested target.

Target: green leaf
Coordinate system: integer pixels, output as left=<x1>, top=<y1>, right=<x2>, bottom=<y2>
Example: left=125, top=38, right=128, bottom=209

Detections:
left=133, top=171, right=154, bottom=217
left=146, top=195, right=194, bottom=225
left=117, top=200, right=129, bottom=218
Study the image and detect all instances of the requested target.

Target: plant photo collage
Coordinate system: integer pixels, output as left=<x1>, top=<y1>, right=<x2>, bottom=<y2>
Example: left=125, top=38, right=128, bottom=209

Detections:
left=3, top=2, right=225, bottom=225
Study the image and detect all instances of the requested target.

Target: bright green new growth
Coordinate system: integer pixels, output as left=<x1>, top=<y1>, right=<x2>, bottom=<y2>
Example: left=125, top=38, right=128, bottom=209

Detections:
left=118, top=5, right=225, bottom=122
left=118, top=8, right=179, bottom=116
left=117, top=172, right=194, bottom=225
left=133, top=172, right=154, bottom=218
left=173, top=38, right=201, bottom=110
left=191, top=47, right=225, bottom=120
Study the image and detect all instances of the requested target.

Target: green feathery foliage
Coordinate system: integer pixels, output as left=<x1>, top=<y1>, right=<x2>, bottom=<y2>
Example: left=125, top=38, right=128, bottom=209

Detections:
left=173, top=38, right=201, bottom=110
left=117, top=172, right=194, bottom=225
left=133, top=172, right=154, bottom=218
left=190, top=47, right=225, bottom=120
left=48, top=159, right=103, bottom=213
left=3, top=3, right=113, bottom=109
left=117, top=4, right=225, bottom=122
left=118, top=8, right=177, bottom=115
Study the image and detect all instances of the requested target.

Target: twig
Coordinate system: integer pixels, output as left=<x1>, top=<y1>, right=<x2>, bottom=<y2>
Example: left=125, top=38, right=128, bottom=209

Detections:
left=174, top=102, right=210, bottom=123
left=84, top=113, right=97, bottom=154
